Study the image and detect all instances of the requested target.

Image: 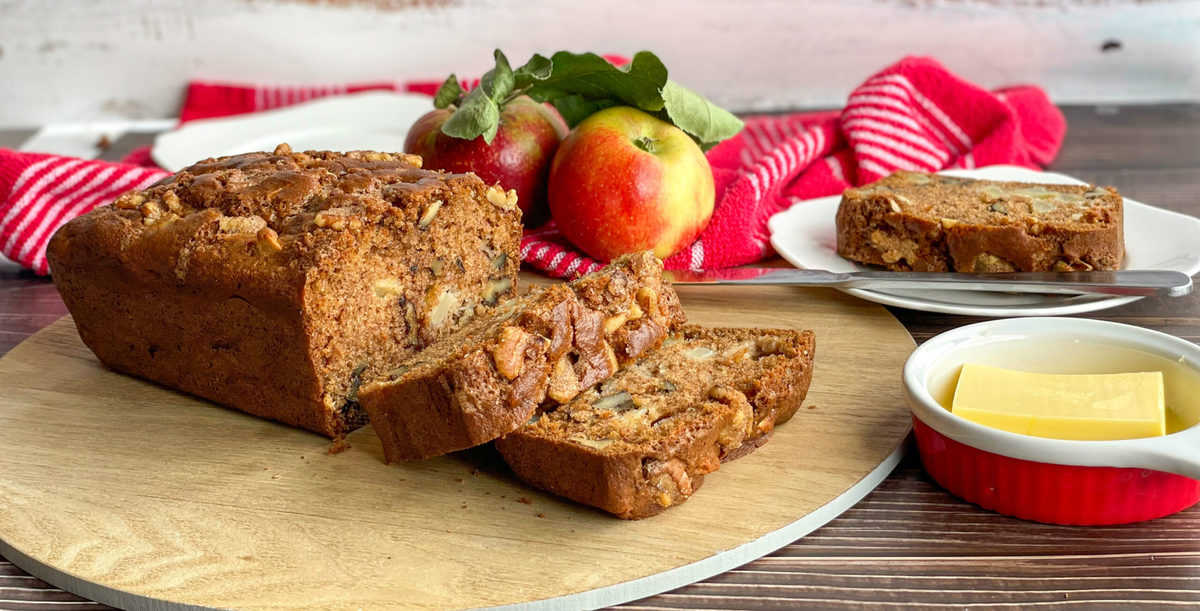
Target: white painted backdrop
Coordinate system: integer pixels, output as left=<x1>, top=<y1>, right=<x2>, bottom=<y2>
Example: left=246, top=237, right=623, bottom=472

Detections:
left=1, top=0, right=1198, bottom=126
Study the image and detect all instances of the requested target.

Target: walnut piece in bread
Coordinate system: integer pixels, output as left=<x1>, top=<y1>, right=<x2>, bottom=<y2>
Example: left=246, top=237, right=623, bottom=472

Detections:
left=360, top=251, right=687, bottom=461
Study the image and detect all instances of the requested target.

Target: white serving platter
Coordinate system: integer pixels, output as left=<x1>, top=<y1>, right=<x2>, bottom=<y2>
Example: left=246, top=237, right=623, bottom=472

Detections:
left=152, top=91, right=433, bottom=171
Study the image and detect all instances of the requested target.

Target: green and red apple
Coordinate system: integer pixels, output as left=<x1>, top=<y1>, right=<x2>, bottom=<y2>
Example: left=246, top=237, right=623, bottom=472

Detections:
left=405, top=95, right=567, bottom=225
left=548, top=106, right=715, bottom=261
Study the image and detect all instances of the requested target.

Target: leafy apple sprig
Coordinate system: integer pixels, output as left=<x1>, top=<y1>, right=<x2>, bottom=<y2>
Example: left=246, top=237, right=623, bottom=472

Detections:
left=433, top=50, right=744, bottom=151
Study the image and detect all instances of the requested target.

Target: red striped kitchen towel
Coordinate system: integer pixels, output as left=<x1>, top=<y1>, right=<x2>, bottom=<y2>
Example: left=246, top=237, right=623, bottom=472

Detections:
left=525, top=56, right=1065, bottom=277
left=0, top=80, right=445, bottom=274
left=0, top=154, right=170, bottom=273
left=0, top=56, right=1064, bottom=277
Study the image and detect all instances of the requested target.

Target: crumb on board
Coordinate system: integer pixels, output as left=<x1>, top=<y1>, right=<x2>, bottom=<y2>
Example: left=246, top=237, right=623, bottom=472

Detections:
left=327, top=437, right=352, bottom=455
left=455, top=477, right=464, bottom=483
left=536, top=512, right=546, bottom=518
left=469, top=467, right=480, bottom=476
left=517, top=496, right=532, bottom=505
left=807, top=405, right=818, bottom=410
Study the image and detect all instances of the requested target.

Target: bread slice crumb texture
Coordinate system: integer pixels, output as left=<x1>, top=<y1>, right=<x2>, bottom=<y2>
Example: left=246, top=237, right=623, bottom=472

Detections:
left=835, top=171, right=1124, bottom=272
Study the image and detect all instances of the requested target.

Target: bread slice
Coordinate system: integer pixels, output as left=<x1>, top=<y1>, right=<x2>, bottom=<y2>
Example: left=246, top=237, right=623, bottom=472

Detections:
left=836, top=171, right=1124, bottom=272
left=360, top=251, right=685, bottom=461
left=495, top=325, right=815, bottom=519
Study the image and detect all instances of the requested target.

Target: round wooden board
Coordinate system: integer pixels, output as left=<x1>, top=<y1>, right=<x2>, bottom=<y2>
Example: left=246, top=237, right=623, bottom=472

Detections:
left=0, top=283, right=914, bottom=610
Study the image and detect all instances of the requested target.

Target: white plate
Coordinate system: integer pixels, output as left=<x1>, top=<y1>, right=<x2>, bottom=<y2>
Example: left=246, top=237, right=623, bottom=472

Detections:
left=151, top=91, right=434, bottom=171
left=767, top=165, right=1200, bottom=317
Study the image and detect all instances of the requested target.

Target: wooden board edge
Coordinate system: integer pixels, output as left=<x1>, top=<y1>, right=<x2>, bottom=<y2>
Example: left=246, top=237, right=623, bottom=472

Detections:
left=0, top=443, right=907, bottom=611
left=0, top=537, right=210, bottom=611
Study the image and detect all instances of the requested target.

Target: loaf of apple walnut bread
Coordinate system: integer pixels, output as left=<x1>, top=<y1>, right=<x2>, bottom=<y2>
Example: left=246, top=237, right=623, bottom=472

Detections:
left=836, top=171, right=1124, bottom=272
left=496, top=325, right=815, bottom=519
left=46, top=144, right=522, bottom=438
left=360, top=251, right=686, bottom=461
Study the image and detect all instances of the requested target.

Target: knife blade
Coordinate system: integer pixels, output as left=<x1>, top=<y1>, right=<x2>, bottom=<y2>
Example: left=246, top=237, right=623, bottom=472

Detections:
left=663, top=268, right=1194, bottom=297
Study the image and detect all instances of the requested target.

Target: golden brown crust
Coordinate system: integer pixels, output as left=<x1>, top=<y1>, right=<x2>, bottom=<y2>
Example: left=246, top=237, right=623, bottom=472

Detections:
left=496, top=325, right=816, bottom=519
left=360, top=252, right=686, bottom=461
left=46, top=144, right=522, bottom=437
left=835, top=171, right=1124, bottom=272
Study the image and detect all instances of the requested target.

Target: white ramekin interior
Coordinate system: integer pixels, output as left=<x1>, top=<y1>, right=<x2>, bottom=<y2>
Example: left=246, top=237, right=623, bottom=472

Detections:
left=903, top=317, right=1200, bottom=477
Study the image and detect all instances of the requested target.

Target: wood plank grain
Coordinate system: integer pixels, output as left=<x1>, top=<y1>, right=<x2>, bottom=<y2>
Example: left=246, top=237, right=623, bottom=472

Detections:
left=1054, top=105, right=1200, bottom=172
left=2, top=104, right=1200, bottom=609
left=892, top=292, right=1200, bottom=345
left=0, top=262, right=67, bottom=355
left=0, top=560, right=109, bottom=609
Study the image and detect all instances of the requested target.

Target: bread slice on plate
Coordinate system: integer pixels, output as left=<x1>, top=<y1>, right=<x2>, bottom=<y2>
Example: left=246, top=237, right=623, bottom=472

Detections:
left=496, top=325, right=815, bottom=519
left=360, top=251, right=685, bottom=461
left=836, top=171, right=1123, bottom=272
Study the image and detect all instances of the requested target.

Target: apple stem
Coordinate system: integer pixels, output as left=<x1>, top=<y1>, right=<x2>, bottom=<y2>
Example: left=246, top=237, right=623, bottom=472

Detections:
left=499, top=91, right=523, bottom=107
left=633, top=136, right=657, bottom=154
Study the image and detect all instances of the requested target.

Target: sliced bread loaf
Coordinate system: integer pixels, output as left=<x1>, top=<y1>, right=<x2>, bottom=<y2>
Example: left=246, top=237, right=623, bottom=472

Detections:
left=360, top=251, right=685, bottom=461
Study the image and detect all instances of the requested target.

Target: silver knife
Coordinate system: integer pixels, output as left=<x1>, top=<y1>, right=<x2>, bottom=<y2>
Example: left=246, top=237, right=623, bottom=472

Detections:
left=664, top=268, right=1194, bottom=297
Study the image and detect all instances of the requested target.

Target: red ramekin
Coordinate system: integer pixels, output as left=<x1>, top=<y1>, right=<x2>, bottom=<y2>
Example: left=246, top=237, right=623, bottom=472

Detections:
left=903, top=317, right=1200, bottom=525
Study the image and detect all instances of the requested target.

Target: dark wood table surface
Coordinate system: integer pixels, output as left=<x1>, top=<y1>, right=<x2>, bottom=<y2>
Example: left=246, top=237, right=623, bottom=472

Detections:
left=1, top=104, right=1198, bottom=609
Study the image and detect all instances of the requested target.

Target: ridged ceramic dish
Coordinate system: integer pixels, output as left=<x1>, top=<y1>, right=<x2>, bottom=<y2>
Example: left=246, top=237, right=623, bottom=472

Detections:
left=904, top=317, right=1200, bottom=525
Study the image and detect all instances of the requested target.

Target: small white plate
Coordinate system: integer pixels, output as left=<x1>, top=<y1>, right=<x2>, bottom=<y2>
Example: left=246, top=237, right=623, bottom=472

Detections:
left=151, top=91, right=434, bottom=171
left=767, top=165, right=1200, bottom=317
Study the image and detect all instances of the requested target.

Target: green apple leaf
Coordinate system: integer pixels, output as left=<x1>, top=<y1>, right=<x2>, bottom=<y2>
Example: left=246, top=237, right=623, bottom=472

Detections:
left=659, top=80, right=745, bottom=150
left=522, top=51, right=668, bottom=119
left=544, top=94, right=617, bottom=127
left=433, top=74, right=463, bottom=109
left=440, top=86, right=500, bottom=143
left=431, top=48, right=742, bottom=149
left=513, top=53, right=552, bottom=90
left=480, top=49, right=515, bottom=105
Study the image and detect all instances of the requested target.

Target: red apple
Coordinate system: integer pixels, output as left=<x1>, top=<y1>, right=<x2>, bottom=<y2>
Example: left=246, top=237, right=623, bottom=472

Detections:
left=404, top=95, right=567, bottom=225
left=547, top=106, right=715, bottom=261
